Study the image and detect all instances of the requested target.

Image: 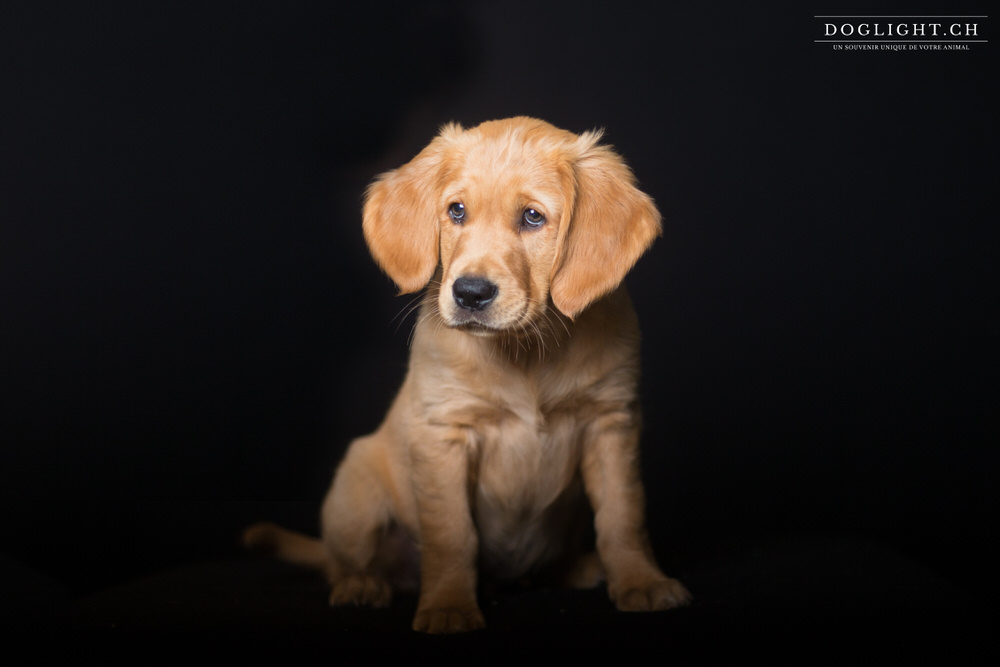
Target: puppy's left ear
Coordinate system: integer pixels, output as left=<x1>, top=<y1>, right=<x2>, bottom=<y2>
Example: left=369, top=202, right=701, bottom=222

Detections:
left=362, top=127, right=458, bottom=294
left=550, top=135, right=662, bottom=319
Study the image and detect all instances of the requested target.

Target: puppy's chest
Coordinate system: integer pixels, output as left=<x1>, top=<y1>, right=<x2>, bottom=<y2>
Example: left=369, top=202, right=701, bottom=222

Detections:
left=469, top=388, right=586, bottom=575
left=471, top=377, right=587, bottom=511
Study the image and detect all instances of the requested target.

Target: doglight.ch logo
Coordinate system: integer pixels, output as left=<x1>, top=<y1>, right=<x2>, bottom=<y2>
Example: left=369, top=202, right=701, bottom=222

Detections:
left=816, top=15, right=988, bottom=51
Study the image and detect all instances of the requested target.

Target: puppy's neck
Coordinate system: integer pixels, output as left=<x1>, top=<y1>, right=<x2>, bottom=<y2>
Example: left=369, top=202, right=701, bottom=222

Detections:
left=480, top=305, right=574, bottom=366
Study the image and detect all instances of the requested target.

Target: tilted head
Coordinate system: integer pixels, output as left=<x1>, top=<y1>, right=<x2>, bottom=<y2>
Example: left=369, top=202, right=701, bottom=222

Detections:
left=362, top=117, right=661, bottom=334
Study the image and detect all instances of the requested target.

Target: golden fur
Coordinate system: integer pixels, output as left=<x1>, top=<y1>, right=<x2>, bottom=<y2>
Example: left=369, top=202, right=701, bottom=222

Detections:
left=244, top=117, right=690, bottom=633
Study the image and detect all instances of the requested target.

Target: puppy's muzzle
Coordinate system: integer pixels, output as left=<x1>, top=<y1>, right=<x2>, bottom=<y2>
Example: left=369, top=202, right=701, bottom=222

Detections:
left=452, top=276, right=498, bottom=312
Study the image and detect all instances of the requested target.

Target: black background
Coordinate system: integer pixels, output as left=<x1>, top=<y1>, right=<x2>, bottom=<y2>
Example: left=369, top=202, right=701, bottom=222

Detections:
left=1, top=0, right=995, bottom=613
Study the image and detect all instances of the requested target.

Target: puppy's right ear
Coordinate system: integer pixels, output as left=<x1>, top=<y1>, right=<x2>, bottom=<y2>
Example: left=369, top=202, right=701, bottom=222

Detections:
left=362, top=126, right=459, bottom=294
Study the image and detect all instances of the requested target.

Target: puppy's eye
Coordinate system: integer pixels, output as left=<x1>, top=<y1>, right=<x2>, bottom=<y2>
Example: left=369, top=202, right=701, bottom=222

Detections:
left=448, top=202, right=466, bottom=224
left=522, top=208, right=546, bottom=229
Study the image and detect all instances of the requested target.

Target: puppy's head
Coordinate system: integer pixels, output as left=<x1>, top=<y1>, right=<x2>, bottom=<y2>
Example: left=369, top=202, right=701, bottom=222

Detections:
left=362, top=117, right=661, bottom=332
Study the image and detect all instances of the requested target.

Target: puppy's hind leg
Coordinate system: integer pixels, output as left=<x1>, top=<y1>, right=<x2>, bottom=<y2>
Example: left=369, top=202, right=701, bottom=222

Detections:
left=320, top=434, right=400, bottom=609
left=562, top=551, right=605, bottom=590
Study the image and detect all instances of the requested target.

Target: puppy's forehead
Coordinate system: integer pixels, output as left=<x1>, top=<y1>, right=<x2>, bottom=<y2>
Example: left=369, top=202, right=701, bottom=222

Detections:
left=446, top=129, right=571, bottom=199
left=462, top=121, right=573, bottom=162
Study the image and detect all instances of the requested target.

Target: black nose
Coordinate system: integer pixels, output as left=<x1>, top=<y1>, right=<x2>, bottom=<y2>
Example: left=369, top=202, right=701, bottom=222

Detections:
left=452, top=276, right=498, bottom=311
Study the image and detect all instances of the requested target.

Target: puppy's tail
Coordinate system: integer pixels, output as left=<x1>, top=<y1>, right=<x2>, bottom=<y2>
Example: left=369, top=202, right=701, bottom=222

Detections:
left=243, top=522, right=337, bottom=580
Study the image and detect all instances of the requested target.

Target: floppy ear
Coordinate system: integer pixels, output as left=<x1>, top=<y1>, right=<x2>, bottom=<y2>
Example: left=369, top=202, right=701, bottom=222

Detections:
left=550, top=134, right=662, bottom=319
left=362, top=126, right=459, bottom=294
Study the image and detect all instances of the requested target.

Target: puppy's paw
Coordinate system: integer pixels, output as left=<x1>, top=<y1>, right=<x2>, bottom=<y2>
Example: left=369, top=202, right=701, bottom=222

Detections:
left=412, top=605, right=486, bottom=634
left=614, top=577, right=692, bottom=612
left=329, top=574, right=392, bottom=608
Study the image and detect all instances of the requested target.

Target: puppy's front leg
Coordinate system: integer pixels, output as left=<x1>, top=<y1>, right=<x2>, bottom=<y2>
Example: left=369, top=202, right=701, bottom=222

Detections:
left=410, top=431, right=485, bottom=633
left=581, top=413, right=691, bottom=612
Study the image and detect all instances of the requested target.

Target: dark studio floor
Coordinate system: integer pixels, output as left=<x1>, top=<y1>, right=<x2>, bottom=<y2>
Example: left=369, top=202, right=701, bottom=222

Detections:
left=4, top=520, right=988, bottom=663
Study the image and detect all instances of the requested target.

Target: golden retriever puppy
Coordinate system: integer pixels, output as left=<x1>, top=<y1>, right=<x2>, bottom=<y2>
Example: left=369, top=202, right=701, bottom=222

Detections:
left=245, top=117, right=690, bottom=633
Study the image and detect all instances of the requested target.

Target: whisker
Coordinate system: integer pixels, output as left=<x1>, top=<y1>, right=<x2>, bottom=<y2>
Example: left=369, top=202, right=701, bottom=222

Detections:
left=393, top=294, right=426, bottom=335
left=393, top=279, right=444, bottom=346
left=543, top=302, right=571, bottom=342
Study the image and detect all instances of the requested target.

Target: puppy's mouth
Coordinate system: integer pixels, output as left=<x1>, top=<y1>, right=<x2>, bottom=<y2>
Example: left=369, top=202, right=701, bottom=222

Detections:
left=455, top=321, right=502, bottom=336
left=447, top=311, right=509, bottom=336
left=443, top=305, right=533, bottom=337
